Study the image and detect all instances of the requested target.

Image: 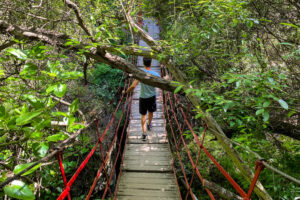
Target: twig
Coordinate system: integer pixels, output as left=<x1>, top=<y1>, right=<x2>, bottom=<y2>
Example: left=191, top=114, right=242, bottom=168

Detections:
left=51, top=95, right=87, bottom=125
left=64, top=0, right=95, bottom=42
left=220, top=133, right=300, bottom=185
left=0, top=40, right=16, bottom=51
left=0, top=119, right=95, bottom=188
left=120, top=0, right=135, bottom=44
left=0, top=162, right=34, bottom=184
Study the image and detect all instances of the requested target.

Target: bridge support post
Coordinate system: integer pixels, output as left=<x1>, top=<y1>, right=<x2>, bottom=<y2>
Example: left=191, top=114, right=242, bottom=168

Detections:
left=57, top=151, right=71, bottom=200
left=246, top=159, right=266, bottom=200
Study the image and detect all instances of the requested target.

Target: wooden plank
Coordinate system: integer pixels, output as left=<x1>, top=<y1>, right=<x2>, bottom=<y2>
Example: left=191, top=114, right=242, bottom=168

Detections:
left=128, top=126, right=165, bottom=133
left=116, top=58, right=179, bottom=199
left=117, top=197, right=178, bottom=200
left=130, top=119, right=165, bottom=124
left=122, top=144, right=172, bottom=172
left=125, top=143, right=169, bottom=150
left=127, top=137, right=167, bottom=144
left=117, top=189, right=178, bottom=198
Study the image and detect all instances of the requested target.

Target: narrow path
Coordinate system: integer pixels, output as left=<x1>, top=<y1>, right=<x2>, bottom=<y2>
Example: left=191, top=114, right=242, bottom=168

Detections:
left=116, top=19, right=180, bottom=200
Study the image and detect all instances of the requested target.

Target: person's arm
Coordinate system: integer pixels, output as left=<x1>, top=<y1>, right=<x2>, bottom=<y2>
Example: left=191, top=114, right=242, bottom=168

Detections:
left=126, top=79, right=139, bottom=93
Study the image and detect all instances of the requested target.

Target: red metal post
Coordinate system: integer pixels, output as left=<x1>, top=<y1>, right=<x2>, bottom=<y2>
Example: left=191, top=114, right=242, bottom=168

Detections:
left=246, top=160, right=266, bottom=199
left=57, top=152, right=71, bottom=200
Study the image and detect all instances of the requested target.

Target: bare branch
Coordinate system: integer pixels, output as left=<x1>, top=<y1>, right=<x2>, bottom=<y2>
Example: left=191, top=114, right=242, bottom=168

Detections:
left=120, top=0, right=135, bottom=43
left=126, top=15, right=162, bottom=52
left=0, top=40, right=16, bottom=51
left=51, top=95, right=87, bottom=125
left=0, top=20, right=181, bottom=94
left=203, top=179, right=243, bottom=200
left=0, top=119, right=95, bottom=188
left=64, top=0, right=94, bottom=41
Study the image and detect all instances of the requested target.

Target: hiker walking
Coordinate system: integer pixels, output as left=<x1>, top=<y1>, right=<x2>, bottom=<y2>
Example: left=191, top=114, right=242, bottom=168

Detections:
left=126, top=57, right=160, bottom=140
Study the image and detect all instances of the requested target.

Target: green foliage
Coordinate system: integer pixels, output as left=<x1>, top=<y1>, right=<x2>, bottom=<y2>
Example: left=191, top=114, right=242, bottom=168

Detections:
left=0, top=44, right=84, bottom=198
left=4, top=180, right=35, bottom=200
left=90, top=63, right=124, bottom=102
left=183, top=69, right=293, bottom=134
left=13, top=163, right=41, bottom=176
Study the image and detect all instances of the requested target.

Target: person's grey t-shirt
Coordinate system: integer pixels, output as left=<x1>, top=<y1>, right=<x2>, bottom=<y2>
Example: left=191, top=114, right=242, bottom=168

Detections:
left=140, top=69, right=160, bottom=98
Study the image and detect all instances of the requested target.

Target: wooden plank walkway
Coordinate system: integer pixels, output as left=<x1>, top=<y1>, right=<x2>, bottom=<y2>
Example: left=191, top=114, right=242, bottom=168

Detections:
left=116, top=66, right=180, bottom=199
left=116, top=18, right=180, bottom=200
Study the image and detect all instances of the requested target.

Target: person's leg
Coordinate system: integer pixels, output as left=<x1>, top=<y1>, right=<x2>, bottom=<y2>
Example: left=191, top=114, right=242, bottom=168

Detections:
left=141, top=114, right=147, bottom=134
left=147, top=96, right=156, bottom=130
left=139, top=97, right=147, bottom=138
left=147, top=112, right=153, bottom=131
left=148, top=112, right=153, bottom=127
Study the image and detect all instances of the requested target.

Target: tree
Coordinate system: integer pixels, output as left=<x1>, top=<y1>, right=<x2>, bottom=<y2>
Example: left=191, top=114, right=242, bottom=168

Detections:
left=0, top=0, right=299, bottom=199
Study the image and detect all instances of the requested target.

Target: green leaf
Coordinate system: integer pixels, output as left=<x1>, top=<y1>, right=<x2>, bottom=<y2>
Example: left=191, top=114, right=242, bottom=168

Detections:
left=278, top=74, right=286, bottom=79
left=228, top=78, right=235, bottom=83
left=174, top=85, right=184, bottom=93
left=47, top=133, right=68, bottom=142
left=60, top=71, right=83, bottom=79
left=16, top=110, right=43, bottom=126
left=255, top=109, right=264, bottom=115
left=20, top=63, right=38, bottom=75
left=0, top=134, right=7, bottom=143
left=69, top=99, right=79, bottom=114
left=280, top=23, right=299, bottom=29
left=51, top=111, right=68, bottom=117
left=278, top=99, right=288, bottom=110
left=23, top=94, right=43, bottom=109
left=37, top=142, right=49, bottom=157
left=185, top=88, right=193, bottom=95
left=235, top=81, right=240, bottom=88
left=4, top=180, right=35, bottom=200
left=280, top=42, right=293, bottom=46
left=6, top=48, right=27, bottom=60
left=195, top=113, right=203, bottom=119
left=53, top=83, right=66, bottom=98
left=0, top=105, right=5, bottom=117
left=263, top=101, right=271, bottom=108
left=0, top=69, right=4, bottom=76
left=46, top=84, right=56, bottom=94
left=30, top=131, right=43, bottom=139
left=287, top=110, right=296, bottom=118
left=263, top=111, right=269, bottom=122
left=13, top=163, right=41, bottom=176
left=0, top=171, right=7, bottom=182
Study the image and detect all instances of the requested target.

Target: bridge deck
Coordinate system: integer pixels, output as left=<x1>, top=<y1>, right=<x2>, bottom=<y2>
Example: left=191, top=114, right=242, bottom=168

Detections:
left=116, top=65, right=180, bottom=199
left=116, top=18, right=180, bottom=200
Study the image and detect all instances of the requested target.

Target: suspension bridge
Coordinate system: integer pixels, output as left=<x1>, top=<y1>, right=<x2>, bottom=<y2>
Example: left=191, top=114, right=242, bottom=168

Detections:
left=53, top=19, right=299, bottom=200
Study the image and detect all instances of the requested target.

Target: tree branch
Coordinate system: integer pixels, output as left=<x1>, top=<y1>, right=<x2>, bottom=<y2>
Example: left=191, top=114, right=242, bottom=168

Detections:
left=64, top=0, right=94, bottom=42
left=203, top=179, right=243, bottom=200
left=126, top=15, right=272, bottom=200
left=0, top=40, right=16, bottom=51
left=51, top=95, right=87, bottom=125
left=0, top=119, right=95, bottom=189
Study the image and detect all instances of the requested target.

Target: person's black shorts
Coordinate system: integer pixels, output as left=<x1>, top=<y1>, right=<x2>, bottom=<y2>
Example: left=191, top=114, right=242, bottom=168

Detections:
left=139, top=96, right=156, bottom=115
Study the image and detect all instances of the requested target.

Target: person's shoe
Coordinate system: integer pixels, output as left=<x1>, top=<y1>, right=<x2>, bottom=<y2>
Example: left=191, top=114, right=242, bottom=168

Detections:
left=142, top=134, right=147, bottom=141
left=147, top=123, right=152, bottom=131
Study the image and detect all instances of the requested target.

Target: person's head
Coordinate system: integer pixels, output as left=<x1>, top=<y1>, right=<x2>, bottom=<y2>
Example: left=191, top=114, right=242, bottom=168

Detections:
left=143, top=57, right=152, bottom=68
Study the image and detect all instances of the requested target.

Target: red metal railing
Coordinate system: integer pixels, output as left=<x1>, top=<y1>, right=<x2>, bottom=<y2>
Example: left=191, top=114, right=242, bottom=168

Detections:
left=162, top=65, right=265, bottom=200
left=56, top=78, right=132, bottom=200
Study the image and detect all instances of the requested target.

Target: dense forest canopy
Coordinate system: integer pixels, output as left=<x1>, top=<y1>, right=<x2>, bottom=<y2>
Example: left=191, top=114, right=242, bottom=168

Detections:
left=0, top=0, right=299, bottom=199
